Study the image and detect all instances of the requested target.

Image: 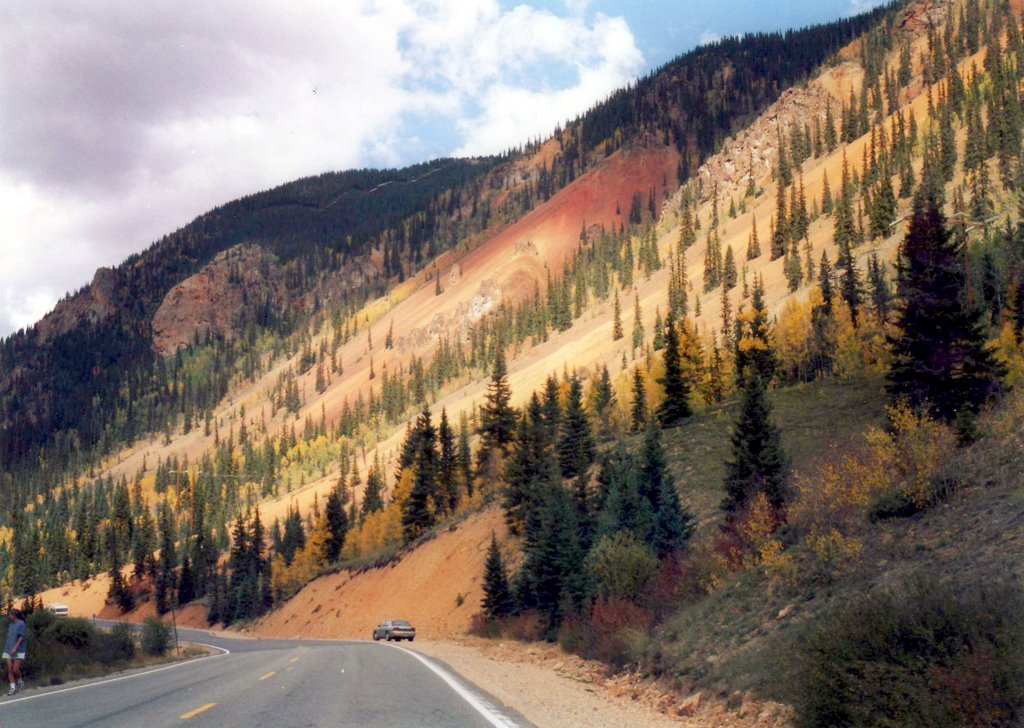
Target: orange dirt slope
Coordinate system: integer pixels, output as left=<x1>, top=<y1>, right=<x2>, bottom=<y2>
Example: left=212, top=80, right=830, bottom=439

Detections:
left=256, top=507, right=512, bottom=640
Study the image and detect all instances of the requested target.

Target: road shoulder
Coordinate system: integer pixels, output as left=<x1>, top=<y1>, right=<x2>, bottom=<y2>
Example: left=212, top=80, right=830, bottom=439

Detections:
left=407, top=637, right=698, bottom=728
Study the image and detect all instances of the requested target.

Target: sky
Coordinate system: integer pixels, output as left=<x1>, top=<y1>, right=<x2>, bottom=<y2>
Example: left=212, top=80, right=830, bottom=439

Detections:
left=0, top=0, right=882, bottom=337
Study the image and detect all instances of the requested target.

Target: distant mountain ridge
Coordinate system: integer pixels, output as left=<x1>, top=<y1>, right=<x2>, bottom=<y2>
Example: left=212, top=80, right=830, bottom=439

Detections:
left=0, top=2, right=899, bottom=520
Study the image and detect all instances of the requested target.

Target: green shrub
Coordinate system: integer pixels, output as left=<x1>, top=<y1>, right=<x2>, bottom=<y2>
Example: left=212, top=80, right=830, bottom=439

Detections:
left=48, top=618, right=93, bottom=649
left=141, top=617, right=173, bottom=657
left=95, top=624, right=136, bottom=664
left=586, top=531, right=658, bottom=603
left=789, top=578, right=1024, bottom=727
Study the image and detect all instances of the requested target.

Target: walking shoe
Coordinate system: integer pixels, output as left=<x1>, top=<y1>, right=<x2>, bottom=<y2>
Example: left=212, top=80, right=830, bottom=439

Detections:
left=16, top=678, right=23, bottom=691
left=7, top=686, right=14, bottom=696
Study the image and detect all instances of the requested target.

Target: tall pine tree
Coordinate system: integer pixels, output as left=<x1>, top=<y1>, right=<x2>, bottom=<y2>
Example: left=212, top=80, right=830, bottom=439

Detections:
left=886, top=194, right=1003, bottom=421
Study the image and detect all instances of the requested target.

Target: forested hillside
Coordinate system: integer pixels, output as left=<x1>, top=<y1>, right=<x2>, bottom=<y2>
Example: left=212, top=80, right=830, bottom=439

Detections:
left=11, top=0, right=1024, bottom=722
left=0, top=3, right=893, bottom=486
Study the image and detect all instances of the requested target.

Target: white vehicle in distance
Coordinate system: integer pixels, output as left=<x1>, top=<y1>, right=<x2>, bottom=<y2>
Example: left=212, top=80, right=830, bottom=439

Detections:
left=372, top=620, right=416, bottom=642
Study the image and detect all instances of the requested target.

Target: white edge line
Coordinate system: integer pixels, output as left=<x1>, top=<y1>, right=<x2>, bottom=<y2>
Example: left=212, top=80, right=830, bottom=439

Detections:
left=0, top=642, right=230, bottom=707
left=390, top=644, right=518, bottom=728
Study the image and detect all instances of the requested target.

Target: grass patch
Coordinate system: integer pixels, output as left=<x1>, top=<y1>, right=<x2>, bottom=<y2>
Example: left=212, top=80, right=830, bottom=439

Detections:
left=662, top=377, right=886, bottom=534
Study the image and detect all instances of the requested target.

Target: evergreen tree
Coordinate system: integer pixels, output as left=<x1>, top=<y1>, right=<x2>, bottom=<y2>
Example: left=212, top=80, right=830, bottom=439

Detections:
left=772, top=180, right=789, bottom=259
left=641, top=426, right=695, bottom=557
left=557, top=374, right=595, bottom=479
left=838, top=249, right=864, bottom=326
left=106, top=527, right=133, bottom=612
left=361, top=460, right=385, bottom=517
left=177, top=556, right=196, bottom=606
left=402, top=407, right=439, bottom=542
left=821, top=169, right=833, bottom=215
left=631, top=293, right=645, bottom=351
left=657, top=313, right=692, bottom=427
left=481, top=532, right=514, bottom=618
left=596, top=444, right=654, bottom=543
left=324, top=482, right=349, bottom=562
left=735, top=275, right=775, bottom=385
left=280, top=506, right=305, bottom=565
left=504, top=395, right=559, bottom=534
left=589, top=364, right=616, bottom=439
left=652, top=308, right=665, bottom=350
left=630, top=367, right=648, bottom=432
left=437, top=408, right=459, bottom=515
left=478, top=348, right=517, bottom=460
left=747, top=213, right=762, bottom=259
left=516, top=482, right=586, bottom=636
left=154, top=500, right=177, bottom=615
left=867, top=251, right=893, bottom=324
left=784, top=242, right=803, bottom=292
left=870, top=174, right=897, bottom=239
left=723, top=376, right=788, bottom=513
left=539, top=375, right=562, bottom=443
left=612, top=289, right=623, bottom=340
left=886, top=194, right=1004, bottom=420
left=818, top=252, right=835, bottom=312
left=457, top=415, right=474, bottom=498
left=723, top=245, right=738, bottom=289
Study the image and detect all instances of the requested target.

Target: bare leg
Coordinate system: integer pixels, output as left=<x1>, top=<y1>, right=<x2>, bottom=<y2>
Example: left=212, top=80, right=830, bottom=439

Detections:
left=10, top=660, right=20, bottom=683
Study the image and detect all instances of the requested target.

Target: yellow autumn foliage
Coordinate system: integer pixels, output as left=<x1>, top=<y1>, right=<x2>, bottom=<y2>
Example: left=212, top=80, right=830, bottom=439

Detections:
left=867, top=404, right=957, bottom=507
left=271, top=513, right=332, bottom=601
left=792, top=403, right=956, bottom=570
left=341, top=469, right=411, bottom=559
left=773, top=292, right=817, bottom=383
left=832, top=300, right=891, bottom=380
left=994, top=321, right=1024, bottom=389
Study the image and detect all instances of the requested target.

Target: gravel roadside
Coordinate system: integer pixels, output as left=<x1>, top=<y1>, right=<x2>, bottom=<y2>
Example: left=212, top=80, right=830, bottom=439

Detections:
left=408, top=637, right=698, bottom=728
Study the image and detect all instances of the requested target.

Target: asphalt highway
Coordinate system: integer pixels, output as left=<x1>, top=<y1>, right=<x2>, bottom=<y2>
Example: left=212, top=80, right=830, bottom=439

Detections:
left=0, top=625, right=532, bottom=728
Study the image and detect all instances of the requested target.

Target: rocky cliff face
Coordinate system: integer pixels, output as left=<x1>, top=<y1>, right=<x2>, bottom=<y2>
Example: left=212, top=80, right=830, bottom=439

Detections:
left=35, top=267, right=120, bottom=343
left=151, top=245, right=287, bottom=355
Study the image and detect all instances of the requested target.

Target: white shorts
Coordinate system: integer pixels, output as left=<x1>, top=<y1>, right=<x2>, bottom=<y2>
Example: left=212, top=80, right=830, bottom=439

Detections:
left=2, top=652, right=24, bottom=661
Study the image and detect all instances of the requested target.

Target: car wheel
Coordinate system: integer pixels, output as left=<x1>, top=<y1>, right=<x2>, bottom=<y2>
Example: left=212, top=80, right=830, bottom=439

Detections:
left=408, top=637, right=414, bottom=642
left=386, top=633, right=392, bottom=641
left=373, top=634, right=379, bottom=641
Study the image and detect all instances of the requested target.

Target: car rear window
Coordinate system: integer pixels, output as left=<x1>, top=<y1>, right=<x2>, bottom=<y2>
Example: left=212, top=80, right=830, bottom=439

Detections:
left=393, top=621, right=412, bottom=627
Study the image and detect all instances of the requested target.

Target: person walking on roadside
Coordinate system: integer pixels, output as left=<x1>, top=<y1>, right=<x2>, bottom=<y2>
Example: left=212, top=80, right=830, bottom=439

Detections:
left=4, top=608, right=26, bottom=696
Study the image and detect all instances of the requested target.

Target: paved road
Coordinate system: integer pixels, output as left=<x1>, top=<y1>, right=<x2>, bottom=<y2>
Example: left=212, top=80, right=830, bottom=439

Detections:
left=0, top=626, right=531, bottom=728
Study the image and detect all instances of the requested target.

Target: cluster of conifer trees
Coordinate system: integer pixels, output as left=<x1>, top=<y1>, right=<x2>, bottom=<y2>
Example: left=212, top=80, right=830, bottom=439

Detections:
left=473, top=350, right=694, bottom=634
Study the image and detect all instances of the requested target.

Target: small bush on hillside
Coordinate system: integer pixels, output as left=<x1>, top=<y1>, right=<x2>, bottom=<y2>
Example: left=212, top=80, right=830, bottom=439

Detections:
left=141, top=617, right=173, bottom=657
left=583, top=598, right=653, bottom=670
left=586, top=531, right=658, bottom=603
left=789, top=578, right=1024, bottom=727
left=468, top=613, right=503, bottom=639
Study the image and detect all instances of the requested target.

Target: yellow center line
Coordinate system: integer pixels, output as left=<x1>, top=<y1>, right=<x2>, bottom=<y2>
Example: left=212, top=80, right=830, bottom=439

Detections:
left=289, top=657, right=299, bottom=663
left=259, top=671, right=276, bottom=681
left=180, top=703, right=216, bottom=720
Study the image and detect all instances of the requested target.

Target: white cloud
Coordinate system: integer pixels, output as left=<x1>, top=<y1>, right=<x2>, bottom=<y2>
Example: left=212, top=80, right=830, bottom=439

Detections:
left=699, top=29, right=721, bottom=46
left=847, top=0, right=886, bottom=14
left=0, top=1, right=643, bottom=336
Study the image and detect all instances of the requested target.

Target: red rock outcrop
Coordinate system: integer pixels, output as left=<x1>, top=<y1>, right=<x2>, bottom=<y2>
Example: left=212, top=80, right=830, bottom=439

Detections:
left=151, top=245, right=286, bottom=355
